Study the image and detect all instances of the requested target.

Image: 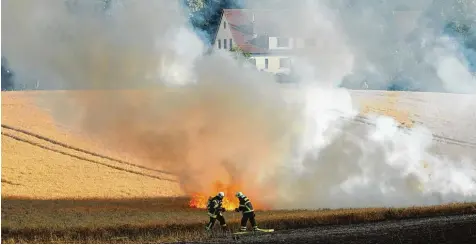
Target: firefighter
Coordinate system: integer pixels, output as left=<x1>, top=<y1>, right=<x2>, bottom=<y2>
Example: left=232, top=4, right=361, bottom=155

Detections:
left=234, top=192, right=259, bottom=232
left=205, top=192, right=228, bottom=232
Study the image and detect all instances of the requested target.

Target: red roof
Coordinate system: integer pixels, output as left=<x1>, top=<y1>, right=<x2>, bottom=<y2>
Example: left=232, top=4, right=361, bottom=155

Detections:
left=221, top=9, right=268, bottom=54
left=224, top=9, right=254, bottom=26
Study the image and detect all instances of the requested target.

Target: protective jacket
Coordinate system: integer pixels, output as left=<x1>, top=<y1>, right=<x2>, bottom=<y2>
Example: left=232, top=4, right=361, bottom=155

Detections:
left=237, top=195, right=254, bottom=213
left=207, top=196, right=225, bottom=218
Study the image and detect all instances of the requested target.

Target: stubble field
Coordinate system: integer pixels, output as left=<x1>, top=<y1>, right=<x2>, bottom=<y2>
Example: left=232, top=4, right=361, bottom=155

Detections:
left=2, top=89, right=476, bottom=243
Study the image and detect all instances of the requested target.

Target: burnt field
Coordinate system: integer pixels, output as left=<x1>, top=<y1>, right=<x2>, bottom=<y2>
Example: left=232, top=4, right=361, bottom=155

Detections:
left=2, top=196, right=476, bottom=243
left=210, top=214, right=476, bottom=243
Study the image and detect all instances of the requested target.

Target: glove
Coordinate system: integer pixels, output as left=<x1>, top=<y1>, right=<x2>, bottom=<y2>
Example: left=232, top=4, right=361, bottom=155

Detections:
left=220, top=207, right=226, bottom=212
left=234, top=208, right=240, bottom=212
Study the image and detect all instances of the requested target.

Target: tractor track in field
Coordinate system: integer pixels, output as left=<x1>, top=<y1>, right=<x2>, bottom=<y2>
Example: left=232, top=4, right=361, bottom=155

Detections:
left=1, top=125, right=179, bottom=182
left=2, top=110, right=475, bottom=186
left=209, top=214, right=476, bottom=243
left=3, top=112, right=475, bottom=185
left=1, top=124, right=177, bottom=176
left=349, top=115, right=476, bottom=148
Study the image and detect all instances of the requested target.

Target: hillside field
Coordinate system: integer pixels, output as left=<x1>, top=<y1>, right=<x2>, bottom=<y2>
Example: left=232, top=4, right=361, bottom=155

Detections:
left=2, top=89, right=476, bottom=243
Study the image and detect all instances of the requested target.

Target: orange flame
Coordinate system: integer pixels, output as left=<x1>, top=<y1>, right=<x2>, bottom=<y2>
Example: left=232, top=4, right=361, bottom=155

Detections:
left=188, top=180, right=241, bottom=211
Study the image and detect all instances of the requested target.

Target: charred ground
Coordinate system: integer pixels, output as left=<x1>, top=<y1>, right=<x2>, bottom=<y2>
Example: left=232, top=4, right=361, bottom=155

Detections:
left=2, top=196, right=476, bottom=243
left=211, top=214, right=476, bottom=243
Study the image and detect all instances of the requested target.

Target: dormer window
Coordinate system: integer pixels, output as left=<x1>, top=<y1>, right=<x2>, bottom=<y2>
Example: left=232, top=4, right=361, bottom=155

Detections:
left=224, top=21, right=227, bottom=29
left=277, top=37, right=289, bottom=47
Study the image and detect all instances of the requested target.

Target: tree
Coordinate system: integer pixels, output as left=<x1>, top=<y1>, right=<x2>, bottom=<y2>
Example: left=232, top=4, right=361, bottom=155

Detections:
left=185, top=0, right=243, bottom=44
left=230, top=46, right=251, bottom=59
left=1, top=56, right=15, bottom=91
left=186, top=0, right=205, bottom=12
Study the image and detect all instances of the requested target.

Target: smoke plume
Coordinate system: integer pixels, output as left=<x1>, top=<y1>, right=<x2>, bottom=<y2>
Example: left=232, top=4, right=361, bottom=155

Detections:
left=2, top=0, right=476, bottom=208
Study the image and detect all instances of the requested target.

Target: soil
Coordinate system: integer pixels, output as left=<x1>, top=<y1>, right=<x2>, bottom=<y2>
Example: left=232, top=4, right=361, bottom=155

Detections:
left=208, top=214, right=476, bottom=243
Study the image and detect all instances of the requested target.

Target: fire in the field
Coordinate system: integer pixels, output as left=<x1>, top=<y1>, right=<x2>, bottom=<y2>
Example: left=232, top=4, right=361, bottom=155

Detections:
left=188, top=180, right=240, bottom=211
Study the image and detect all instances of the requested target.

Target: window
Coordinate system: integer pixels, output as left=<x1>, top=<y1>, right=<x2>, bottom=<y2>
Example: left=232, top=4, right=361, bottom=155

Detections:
left=277, top=37, right=289, bottom=48
left=265, top=58, right=269, bottom=69
left=279, top=58, right=290, bottom=68
left=218, top=39, right=221, bottom=49
left=229, top=39, right=233, bottom=50
left=224, top=39, right=227, bottom=49
left=224, top=21, right=226, bottom=29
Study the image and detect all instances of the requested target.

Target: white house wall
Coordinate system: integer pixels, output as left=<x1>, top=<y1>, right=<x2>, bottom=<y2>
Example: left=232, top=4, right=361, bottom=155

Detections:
left=268, top=37, right=294, bottom=49
left=251, top=55, right=293, bottom=74
left=214, top=16, right=235, bottom=51
left=268, top=37, right=314, bottom=49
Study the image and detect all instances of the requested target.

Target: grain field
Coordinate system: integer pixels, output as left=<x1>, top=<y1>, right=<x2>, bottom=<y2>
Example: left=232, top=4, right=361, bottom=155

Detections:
left=2, top=89, right=476, bottom=243
left=2, top=91, right=183, bottom=199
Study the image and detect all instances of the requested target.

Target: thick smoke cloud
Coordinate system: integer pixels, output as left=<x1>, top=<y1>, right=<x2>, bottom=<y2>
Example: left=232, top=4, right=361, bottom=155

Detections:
left=251, top=0, right=476, bottom=92
left=248, top=0, right=476, bottom=208
left=2, top=0, right=293, bottom=196
left=2, top=0, right=476, bottom=209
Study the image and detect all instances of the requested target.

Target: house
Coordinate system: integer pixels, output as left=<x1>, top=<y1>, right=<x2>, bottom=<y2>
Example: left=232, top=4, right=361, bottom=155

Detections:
left=212, top=9, right=316, bottom=77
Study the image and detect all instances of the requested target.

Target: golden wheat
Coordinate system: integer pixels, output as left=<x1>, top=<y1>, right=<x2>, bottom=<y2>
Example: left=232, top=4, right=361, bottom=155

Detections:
left=2, top=90, right=476, bottom=243
left=2, top=91, right=182, bottom=198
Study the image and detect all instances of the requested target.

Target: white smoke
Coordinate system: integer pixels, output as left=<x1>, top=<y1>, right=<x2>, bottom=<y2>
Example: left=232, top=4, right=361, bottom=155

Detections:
left=430, top=36, right=476, bottom=93
left=254, top=0, right=476, bottom=208
left=3, top=0, right=476, bottom=209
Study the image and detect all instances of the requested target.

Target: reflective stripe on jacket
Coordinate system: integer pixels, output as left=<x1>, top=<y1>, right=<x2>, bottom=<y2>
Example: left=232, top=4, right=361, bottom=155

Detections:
left=207, top=196, right=223, bottom=215
left=238, top=196, right=254, bottom=213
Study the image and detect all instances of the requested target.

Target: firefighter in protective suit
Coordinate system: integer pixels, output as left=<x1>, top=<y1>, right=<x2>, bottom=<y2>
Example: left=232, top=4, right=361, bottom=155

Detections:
left=205, top=192, right=228, bottom=231
left=234, top=192, right=259, bottom=232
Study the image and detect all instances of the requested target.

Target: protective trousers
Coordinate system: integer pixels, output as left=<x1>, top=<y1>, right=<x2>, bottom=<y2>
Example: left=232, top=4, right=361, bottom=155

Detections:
left=240, top=212, right=257, bottom=231
left=206, top=213, right=227, bottom=231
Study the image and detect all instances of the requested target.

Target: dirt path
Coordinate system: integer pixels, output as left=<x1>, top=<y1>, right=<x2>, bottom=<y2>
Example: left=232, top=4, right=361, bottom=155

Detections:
left=209, top=214, right=476, bottom=243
